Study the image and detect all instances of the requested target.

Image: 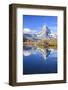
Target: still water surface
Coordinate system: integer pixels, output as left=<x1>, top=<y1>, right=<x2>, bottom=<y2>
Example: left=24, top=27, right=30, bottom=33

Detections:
left=23, top=46, right=57, bottom=75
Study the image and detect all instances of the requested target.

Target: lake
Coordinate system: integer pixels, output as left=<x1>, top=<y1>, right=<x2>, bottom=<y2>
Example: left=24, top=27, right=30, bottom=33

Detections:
left=23, top=46, right=57, bottom=75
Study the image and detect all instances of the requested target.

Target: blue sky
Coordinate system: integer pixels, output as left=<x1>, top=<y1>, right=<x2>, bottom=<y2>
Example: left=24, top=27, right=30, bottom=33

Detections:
left=23, top=15, right=57, bottom=33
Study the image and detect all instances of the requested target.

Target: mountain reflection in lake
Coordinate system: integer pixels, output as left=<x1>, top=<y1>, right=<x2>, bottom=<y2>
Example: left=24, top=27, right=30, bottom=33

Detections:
left=23, top=46, right=57, bottom=75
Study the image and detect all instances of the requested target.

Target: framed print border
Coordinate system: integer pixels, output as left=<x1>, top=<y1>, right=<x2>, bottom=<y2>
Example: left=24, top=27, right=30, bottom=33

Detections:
left=9, top=4, right=66, bottom=86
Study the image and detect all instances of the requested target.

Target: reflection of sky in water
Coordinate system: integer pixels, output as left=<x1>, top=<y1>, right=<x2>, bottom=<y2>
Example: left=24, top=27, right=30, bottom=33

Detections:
left=23, top=46, right=57, bottom=75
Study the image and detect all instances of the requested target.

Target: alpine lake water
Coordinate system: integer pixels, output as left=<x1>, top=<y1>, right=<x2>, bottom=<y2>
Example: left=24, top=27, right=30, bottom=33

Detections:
left=23, top=45, right=57, bottom=75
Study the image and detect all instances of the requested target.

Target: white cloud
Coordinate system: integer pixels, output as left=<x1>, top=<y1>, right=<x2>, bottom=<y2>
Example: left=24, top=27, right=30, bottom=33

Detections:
left=23, top=28, right=37, bottom=34
left=23, top=28, right=31, bottom=34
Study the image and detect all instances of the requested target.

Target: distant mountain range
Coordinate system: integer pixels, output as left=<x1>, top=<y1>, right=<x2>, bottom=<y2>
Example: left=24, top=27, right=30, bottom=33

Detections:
left=23, top=25, right=57, bottom=41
